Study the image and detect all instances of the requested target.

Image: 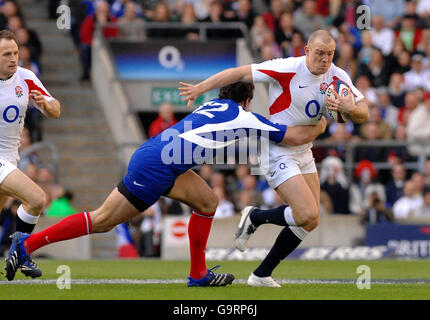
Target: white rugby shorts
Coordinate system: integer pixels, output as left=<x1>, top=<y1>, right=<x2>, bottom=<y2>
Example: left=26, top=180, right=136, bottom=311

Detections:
left=265, top=147, right=317, bottom=189
left=0, top=158, right=18, bottom=184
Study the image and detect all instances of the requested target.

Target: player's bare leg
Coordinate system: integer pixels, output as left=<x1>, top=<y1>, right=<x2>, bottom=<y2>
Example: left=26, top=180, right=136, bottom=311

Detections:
left=166, top=170, right=234, bottom=287
left=4, top=187, right=140, bottom=281
left=1, top=168, right=47, bottom=279
left=237, top=173, right=320, bottom=287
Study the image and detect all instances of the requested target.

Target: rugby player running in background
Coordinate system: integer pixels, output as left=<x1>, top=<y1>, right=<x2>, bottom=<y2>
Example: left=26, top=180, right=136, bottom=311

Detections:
left=5, top=82, right=327, bottom=285
left=179, top=30, right=369, bottom=287
left=0, top=30, right=60, bottom=279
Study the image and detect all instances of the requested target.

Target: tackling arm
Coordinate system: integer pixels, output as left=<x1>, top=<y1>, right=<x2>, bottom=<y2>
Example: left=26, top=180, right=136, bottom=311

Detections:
left=280, top=117, right=327, bottom=146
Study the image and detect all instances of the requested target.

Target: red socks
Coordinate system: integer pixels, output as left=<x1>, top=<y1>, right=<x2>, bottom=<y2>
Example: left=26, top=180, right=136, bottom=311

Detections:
left=188, top=210, right=215, bottom=280
left=24, top=212, right=92, bottom=254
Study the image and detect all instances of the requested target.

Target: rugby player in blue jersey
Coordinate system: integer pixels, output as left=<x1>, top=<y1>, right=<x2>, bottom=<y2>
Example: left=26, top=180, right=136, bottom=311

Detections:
left=5, top=82, right=326, bottom=286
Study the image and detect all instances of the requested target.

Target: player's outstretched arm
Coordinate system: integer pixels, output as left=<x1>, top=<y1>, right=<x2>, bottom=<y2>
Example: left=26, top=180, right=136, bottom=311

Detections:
left=31, top=90, right=61, bottom=119
left=280, top=117, right=327, bottom=146
left=179, top=65, right=252, bottom=108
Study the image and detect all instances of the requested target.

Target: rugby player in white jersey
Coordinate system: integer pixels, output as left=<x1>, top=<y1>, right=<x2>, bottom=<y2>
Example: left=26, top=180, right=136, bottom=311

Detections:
left=179, top=30, right=369, bottom=287
left=0, top=30, right=60, bottom=278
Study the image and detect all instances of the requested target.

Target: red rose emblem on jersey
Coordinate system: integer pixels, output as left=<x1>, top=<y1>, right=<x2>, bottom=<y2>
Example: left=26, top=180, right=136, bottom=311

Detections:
left=320, top=82, right=328, bottom=94
left=15, top=85, right=23, bottom=98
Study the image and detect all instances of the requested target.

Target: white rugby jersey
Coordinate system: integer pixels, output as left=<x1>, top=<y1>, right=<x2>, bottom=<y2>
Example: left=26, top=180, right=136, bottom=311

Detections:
left=251, top=56, right=364, bottom=154
left=0, top=67, right=54, bottom=163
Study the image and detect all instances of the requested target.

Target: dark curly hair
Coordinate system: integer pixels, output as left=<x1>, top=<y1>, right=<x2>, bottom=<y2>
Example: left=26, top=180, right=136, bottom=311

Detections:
left=218, top=82, right=254, bottom=104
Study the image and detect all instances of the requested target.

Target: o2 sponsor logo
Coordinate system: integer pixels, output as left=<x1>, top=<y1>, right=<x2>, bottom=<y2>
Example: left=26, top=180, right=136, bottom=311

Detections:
left=2, top=105, right=22, bottom=124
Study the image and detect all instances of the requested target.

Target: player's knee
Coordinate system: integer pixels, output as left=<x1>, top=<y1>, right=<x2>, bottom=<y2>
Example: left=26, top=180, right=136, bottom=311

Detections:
left=298, top=205, right=319, bottom=227
left=304, top=214, right=320, bottom=232
left=28, top=192, right=47, bottom=214
left=196, top=191, right=218, bottom=213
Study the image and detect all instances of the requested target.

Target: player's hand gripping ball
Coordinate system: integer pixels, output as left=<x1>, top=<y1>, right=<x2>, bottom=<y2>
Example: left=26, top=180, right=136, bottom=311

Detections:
left=325, top=79, right=351, bottom=123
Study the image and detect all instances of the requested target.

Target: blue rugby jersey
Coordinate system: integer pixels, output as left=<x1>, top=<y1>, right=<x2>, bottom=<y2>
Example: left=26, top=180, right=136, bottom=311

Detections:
left=144, top=98, right=286, bottom=173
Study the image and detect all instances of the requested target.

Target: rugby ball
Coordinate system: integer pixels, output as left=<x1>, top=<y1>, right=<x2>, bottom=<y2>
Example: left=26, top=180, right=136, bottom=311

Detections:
left=325, top=78, right=350, bottom=123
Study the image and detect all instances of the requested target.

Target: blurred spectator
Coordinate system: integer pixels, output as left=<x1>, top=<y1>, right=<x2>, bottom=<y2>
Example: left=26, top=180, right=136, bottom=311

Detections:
left=250, top=15, right=271, bottom=51
left=45, top=188, right=77, bottom=217
left=355, top=75, right=378, bottom=106
left=176, top=3, right=199, bottom=40
left=293, top=0, right=326, bottom=40
left=198, top=164, right=213, bottom=185
left=262, top=0, right=285, bottom=34
left=416, top=185, right=430, bottom=217
left=18, top=45, right=40, bottom=77
left=213, top=186, right=234, bottom=218
left=37, top=165, right=59, bottom=209
left=368, top=0, right=405, bottom=28
left=0, top=199, right=20, bottom=256
left=411, top=171, right=425, bottom=197
left=323, top=122, right=355, bottom=160
left=360, top=106, right=393, bottom=140
left=356, top=122, right=387, bottom=161
left=376, top=87, right=399, bottom=131
left=417, top=0, right=430, bottom=19
left=1, top=0, right=23, bottom=20
left=148, top=102, right=178, bottom=137
left=111, top=0, right=142, bottom=18
left=234, top=164, right=250, bottom=191
left=357, top=30, right=375, bottom=66
left=284, top=32, right=305, bottom=57
left=232, top=0, right=255, bottom=30
left=18, top=127, right=41, bottom=171
left=350, top=160, right=386, bottom=216
left=407, top=91, right=430, bottom=144
left=319, top=156, right=350, bottom=214
left=423, top=158, right=430, bottom=186
left=404, top=54, right=427, bottom=91
left=385, top=163, right=407, bottom=208
left=370, top=15, right=395, bottom=56
left=364, top=49, right=391, bottom=87
left=138, top=202, right=162, bottom=257
left=146, top=2, right=176, bottom=38
left=15, top=27, right=42, bottom=66
left=335, top=42, right=357, bottom=79
left=115, top=222, right=139, bottom=258
left=394, top=14, right=423, bottom=52
left=392, top=179, right=423, bottom=219
left=201, top=0, right=232, bottom=39
left=388, top=72, right=406, bottom=108
left=24, top=163, right=39, bottom=182
left=398, top=91, right=419, bottom=126
left=80, top=0, right=118, bottom=80
left=362, top=191, right=393, bottom=224
left=275, top=12, right=302, bottom=53
left=117, top=1, right=145, bottom=40
left=236, top=174, right=264, bottom=211
left=210, top=171, right=226, bottom=189
left=260, top=30, right=282, bottom=58
left=332, top=0, right=363, bottom=28
left=393, top=49, right=412, bottom=74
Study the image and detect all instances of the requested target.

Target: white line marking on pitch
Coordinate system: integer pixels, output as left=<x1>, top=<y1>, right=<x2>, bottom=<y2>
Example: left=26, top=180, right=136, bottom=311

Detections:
left=0, top=279, right=429, bottom=285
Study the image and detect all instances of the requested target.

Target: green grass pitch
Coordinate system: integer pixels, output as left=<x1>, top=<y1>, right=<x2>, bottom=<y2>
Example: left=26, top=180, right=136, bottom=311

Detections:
left=1, top=259, right=430, bottom=300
